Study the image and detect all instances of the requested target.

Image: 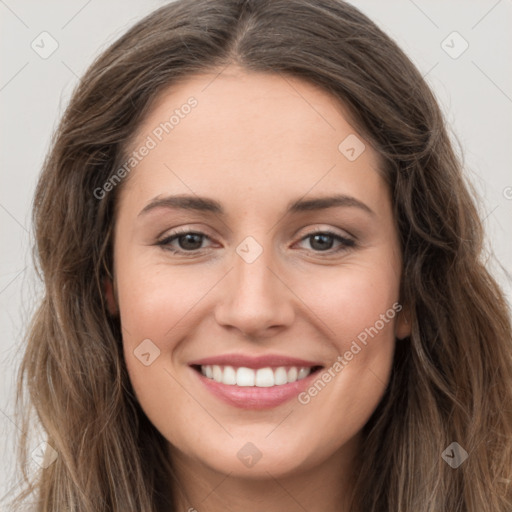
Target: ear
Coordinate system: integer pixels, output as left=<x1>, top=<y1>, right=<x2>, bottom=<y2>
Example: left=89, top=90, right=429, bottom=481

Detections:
left=103, top=277, right=118, bottom=315
left=394, top=305, right=411, bottom=340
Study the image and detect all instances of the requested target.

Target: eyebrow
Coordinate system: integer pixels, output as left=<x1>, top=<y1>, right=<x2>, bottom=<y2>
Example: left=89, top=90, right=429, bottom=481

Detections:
left=138, top=193, right=375, bottom=218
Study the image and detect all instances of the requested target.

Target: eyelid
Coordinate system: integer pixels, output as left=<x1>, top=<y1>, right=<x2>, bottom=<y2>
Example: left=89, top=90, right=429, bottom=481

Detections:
left=294, top=224, right=355, bottom=241
left=156, top=224, right=354, bottom=242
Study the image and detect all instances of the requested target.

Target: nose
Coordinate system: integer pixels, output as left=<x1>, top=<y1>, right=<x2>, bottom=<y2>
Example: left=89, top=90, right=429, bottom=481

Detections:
left=214, top=238, right=295, bottom=340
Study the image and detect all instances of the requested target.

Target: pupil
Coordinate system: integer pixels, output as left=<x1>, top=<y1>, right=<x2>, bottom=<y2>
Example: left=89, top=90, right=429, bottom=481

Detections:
left=311, top=234, right=333, bottom=251
left=180, top=234, right=202, bottom=250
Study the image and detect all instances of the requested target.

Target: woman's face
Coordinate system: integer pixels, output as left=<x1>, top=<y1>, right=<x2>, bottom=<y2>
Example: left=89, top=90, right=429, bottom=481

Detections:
left=109, top=66, right=410, bottom=478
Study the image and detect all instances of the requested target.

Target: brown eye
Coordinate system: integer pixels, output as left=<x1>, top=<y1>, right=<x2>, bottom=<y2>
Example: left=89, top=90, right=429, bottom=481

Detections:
left=298, top=231, right=355, bottom=253
left=157, top=231, right=211, bottom=253
left=156, top=228, right=355, bottom=256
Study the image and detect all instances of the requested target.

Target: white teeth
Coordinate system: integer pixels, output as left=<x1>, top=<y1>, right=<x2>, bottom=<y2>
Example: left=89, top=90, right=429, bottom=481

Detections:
left=199, top=365, right=315, bottom=387
left=236, top=367, right=255, bottom=387
left=255, top=367, right=274, bottom=387
left=274, top=367, right=288, bottom=385
left=223, top=365, right=237, bottom=385
left=287, top=367, right=298, bottom=382
left=212, top=365, right=222, bottom=382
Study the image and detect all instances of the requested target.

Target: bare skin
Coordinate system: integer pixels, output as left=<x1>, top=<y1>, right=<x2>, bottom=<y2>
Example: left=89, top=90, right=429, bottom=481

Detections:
left=105, top=65, right=410, bottom=512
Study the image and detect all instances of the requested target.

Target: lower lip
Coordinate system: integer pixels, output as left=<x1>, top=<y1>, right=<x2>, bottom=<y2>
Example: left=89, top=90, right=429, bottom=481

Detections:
left=191, top=367, right=322, bottom=409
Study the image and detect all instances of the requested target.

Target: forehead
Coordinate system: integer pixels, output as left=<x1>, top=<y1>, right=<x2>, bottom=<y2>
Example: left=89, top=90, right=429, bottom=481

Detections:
left=135, top=67, right=366, bottom=152
left=118, top=67, right=389, bottom=218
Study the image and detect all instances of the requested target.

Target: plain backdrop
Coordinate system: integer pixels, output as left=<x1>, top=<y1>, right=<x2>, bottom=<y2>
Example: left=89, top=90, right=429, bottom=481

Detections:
left=1, top=0, right=511, bottom=506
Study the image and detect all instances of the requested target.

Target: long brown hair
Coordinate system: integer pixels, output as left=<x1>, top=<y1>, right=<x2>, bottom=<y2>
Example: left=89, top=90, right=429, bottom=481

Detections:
left=5, top=0, right=512, bottom=510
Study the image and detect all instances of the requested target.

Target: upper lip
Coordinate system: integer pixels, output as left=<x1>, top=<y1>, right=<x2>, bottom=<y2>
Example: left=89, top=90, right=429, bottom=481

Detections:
left=188, top=353, right=324, bottom=370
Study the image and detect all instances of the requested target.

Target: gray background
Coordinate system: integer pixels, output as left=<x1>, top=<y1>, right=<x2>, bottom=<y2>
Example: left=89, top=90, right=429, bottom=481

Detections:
left=1, top=0, right=511, bottom=506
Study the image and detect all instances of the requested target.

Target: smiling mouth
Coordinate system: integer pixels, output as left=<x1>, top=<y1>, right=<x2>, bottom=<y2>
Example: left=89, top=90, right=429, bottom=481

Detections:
left=191, top=364, right=323, bottom=387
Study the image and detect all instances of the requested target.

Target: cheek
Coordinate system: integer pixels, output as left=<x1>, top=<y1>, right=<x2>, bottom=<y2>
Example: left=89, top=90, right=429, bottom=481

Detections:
left=299, top=256, right=400, bottom=404
left=116, top=258, right=215, bottom=415
left=117, top=262, right=195, bottom=445
left=116, top=255, right=214, bottom=344
left=311, top=259, right=400, bottom=346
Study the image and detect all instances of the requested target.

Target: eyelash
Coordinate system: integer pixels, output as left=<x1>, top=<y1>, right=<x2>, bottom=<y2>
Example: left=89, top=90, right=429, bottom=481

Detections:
left=156, top=227, right=356, bottom=256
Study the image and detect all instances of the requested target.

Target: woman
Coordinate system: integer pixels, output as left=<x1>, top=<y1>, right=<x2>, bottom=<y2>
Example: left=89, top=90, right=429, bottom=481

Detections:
left=7, top=0, right=512, bottom=510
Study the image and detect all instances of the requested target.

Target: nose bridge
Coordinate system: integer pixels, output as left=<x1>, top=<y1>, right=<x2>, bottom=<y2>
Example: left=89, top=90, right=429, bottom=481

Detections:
left=230, top=231, right=281, bottom=302
left=214, top=231, right=293, bottom=336
left=234, top=233, right=275, bottom=295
